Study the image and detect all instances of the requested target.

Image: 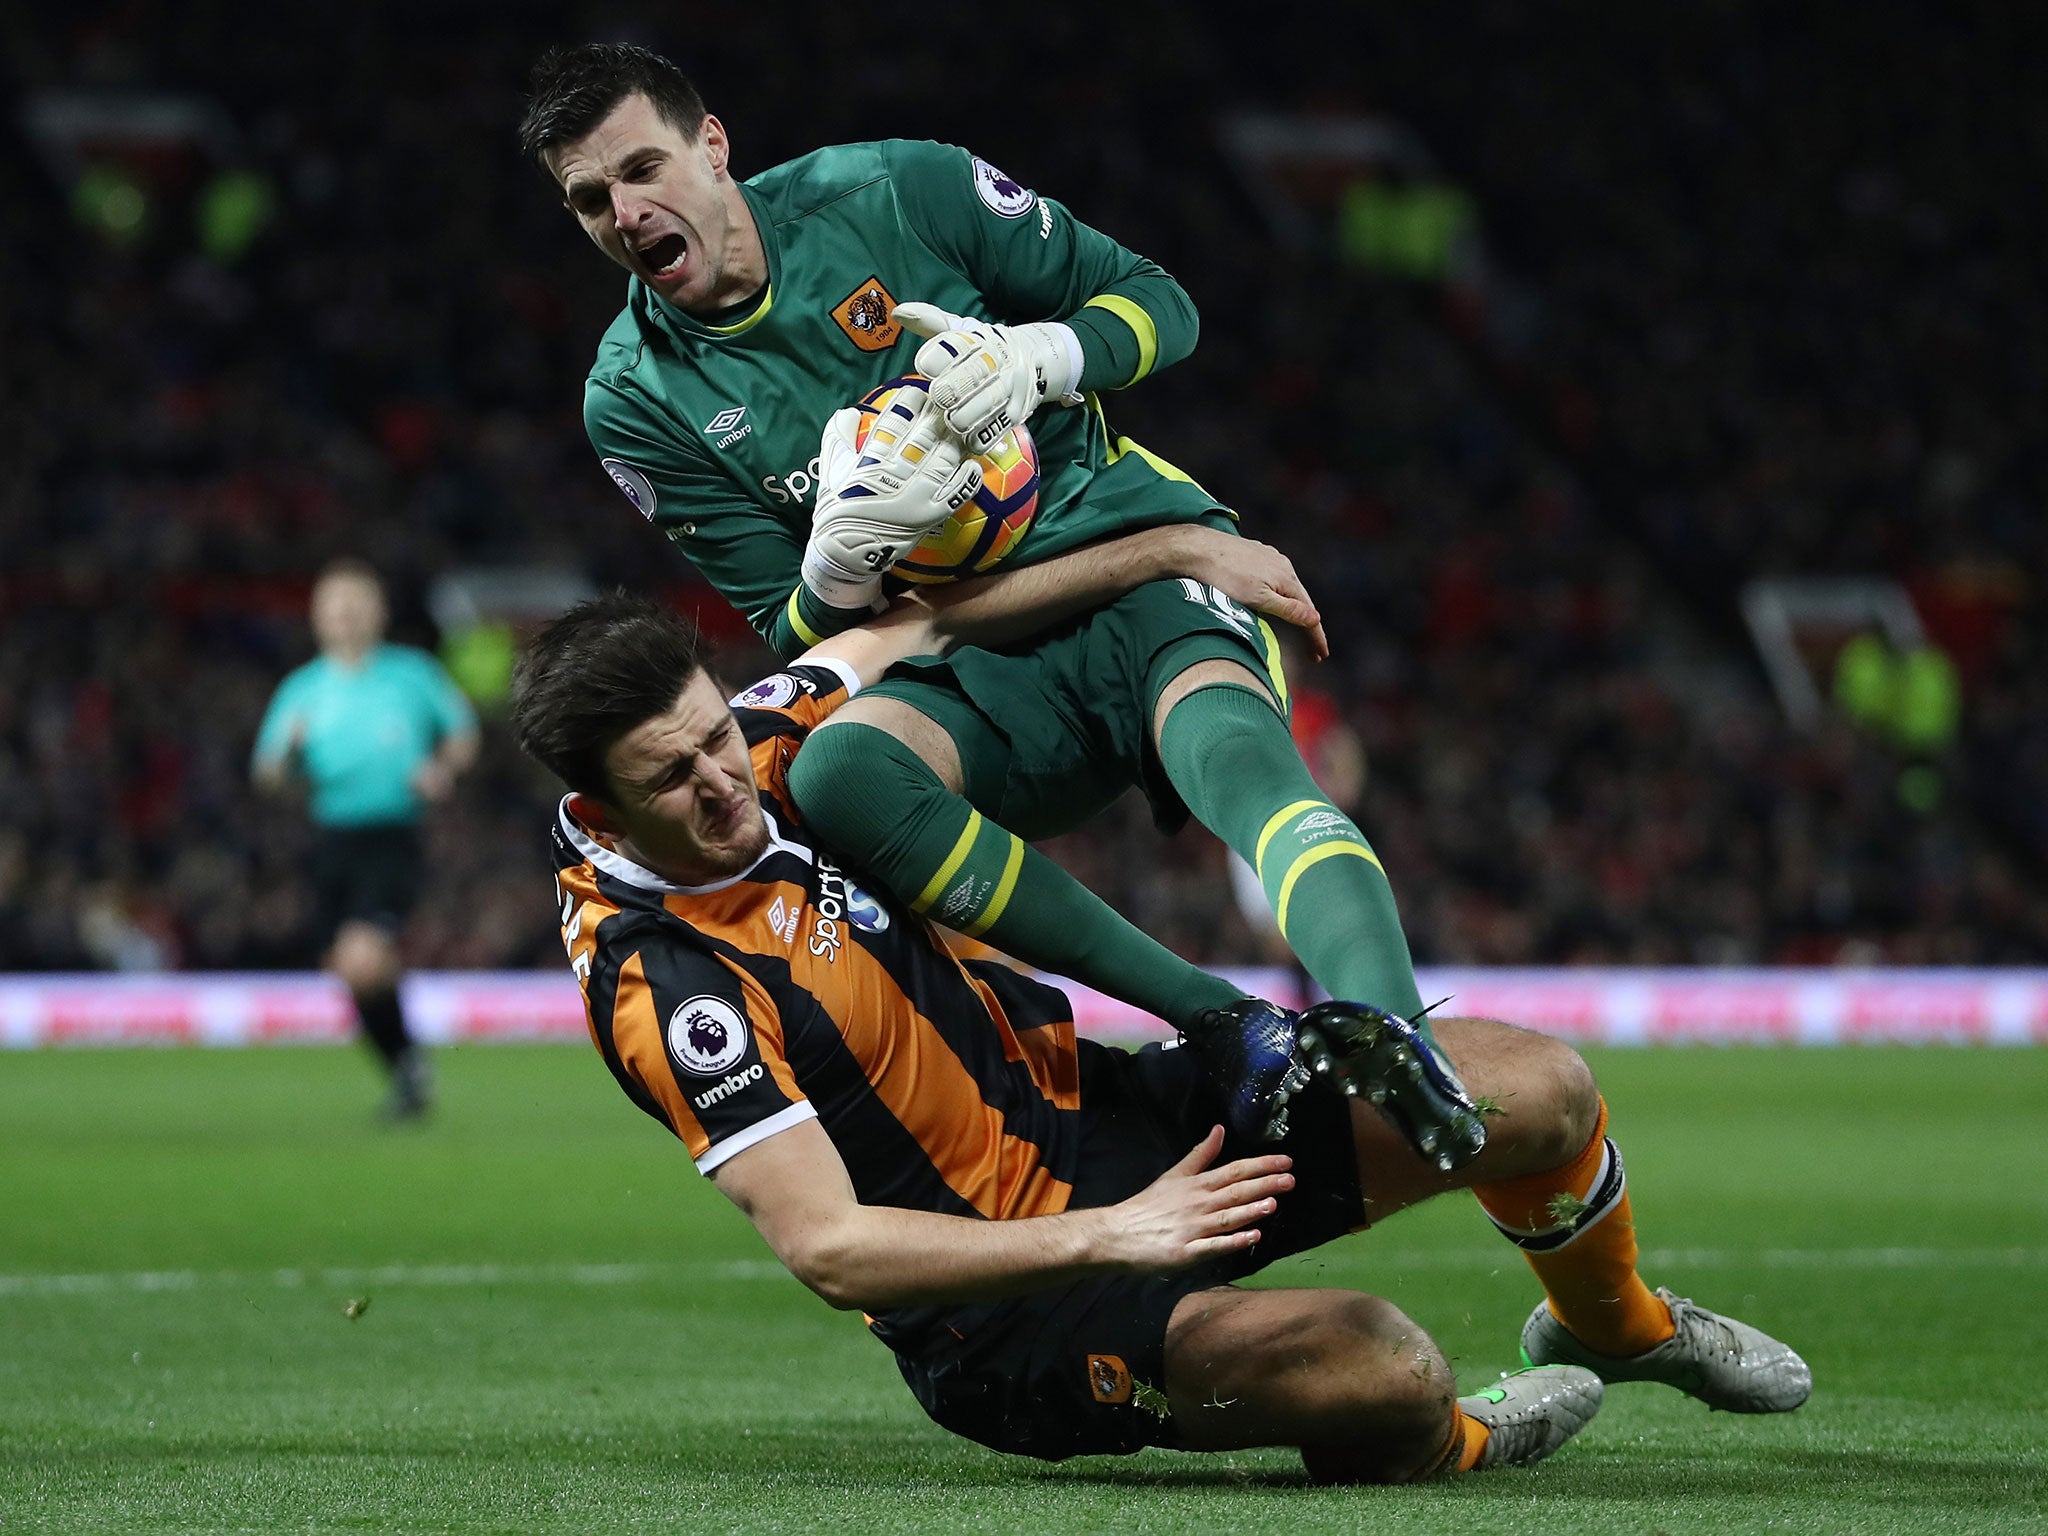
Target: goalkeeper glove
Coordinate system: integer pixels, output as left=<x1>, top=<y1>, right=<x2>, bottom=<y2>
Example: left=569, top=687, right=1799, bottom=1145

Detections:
left=801, top=390, right=984, bottom=609
left=892, top=302, right=1083, bottom=454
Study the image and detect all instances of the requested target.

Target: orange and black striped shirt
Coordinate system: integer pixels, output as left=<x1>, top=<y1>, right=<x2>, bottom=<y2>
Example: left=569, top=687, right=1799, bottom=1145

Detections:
left=551, top=659, right=1085, bottom=1225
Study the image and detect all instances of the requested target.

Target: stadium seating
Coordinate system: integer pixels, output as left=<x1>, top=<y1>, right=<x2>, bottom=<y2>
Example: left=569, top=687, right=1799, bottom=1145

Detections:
left=1, top=3, right=2039, bottom=974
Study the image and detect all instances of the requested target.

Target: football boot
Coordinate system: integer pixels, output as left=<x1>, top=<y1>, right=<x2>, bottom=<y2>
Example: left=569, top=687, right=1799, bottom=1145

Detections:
left=1521, top=1289, right=1812, bottom=1413
left=1296, top=1000, right=1487, bottom=1171
left=1458, top=1366, right=1604, bottom=1469
left=1179, top=998, right=1314, bottom=1142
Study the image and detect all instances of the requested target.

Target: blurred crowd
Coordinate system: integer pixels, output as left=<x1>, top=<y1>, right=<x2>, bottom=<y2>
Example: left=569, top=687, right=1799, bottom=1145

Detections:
left=2, top=1, right=2040, bottom=975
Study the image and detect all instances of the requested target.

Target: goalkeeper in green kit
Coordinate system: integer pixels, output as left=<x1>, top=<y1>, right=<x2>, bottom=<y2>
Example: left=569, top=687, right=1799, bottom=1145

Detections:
left=518, top=43, right=1483, bottom=1165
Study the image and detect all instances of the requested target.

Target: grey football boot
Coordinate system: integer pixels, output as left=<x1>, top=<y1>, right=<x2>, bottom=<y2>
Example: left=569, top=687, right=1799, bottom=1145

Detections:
left=1457, top=1366, right=1604, bottom=1469
left=1521, top=1288, right=1812, bottom=1412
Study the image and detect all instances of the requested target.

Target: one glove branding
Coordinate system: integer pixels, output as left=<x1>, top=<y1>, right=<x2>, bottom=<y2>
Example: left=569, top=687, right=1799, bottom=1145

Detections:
left=831, top=276, right=903, bottom=352
left=972, top=157, right=1036, bottom=219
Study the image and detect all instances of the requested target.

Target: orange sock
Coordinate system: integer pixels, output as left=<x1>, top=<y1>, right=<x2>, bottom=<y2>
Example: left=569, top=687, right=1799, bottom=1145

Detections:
left=1455, top=1411, right=1491, bottom=1471
left=1473, top=1097, right=1674, bottom=1357
left=1410, top=1409, right=1489, bottom=1479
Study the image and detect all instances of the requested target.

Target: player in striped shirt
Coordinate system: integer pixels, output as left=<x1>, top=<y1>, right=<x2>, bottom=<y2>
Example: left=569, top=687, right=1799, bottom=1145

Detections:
left=511, top=522, right=1809, bottom=1479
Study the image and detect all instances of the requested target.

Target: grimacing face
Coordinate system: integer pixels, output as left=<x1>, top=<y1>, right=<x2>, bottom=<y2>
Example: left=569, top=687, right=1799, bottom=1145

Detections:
left=578, top=670, right=769, bottom=885
left=310, top=572, right=386, bottom=657
left=546, top=93, right=762, bottom=314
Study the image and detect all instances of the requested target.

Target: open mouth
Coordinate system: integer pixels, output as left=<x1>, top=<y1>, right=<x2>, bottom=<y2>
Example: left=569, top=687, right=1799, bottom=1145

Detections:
left=638, top=232, right=688, bottom=280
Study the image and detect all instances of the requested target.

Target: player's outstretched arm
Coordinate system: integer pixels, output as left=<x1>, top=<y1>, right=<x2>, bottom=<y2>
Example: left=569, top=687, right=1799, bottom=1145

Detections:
left=799, top=523, right=1326, bottom=693
left=795, top=522, right=1326, bottom=695
left=711, top=1116, right=1293, bottom=1312
left=920, top=524, right=1328, bottom=659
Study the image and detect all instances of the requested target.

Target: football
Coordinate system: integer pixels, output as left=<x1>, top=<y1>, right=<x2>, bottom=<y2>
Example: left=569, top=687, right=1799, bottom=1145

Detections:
left=852, top=374, right=1040, bottom=584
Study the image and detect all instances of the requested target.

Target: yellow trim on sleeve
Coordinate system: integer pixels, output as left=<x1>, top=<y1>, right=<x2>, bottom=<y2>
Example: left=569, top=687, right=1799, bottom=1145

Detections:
left=706, top=283, right=774, bottom=336
left=964, top=835, right=1026, bottom=938
left=1274, top=842, right=1385, bottom=934
left=913, top=812, right=985, bottom=912
left=1114, top=436, right=1201, bottom=486
left=1082, top=294, right=1160, bottom=383
left=785, top=589, right=826, bottom=648
left=1254, top=799, right=1328, bottom=880
left=1088, top=396, right=1213, bottom=495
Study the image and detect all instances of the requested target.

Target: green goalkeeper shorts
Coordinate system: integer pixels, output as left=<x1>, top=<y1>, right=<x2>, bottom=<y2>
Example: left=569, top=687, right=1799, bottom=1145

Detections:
left=865, top=577, right=1291, bottom=840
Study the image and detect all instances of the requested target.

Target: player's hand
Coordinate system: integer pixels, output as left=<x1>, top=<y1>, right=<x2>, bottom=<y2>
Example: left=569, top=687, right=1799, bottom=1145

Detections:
left=1102, top=1127, right=1294, bottom=1274
left=893, top=302, right=1082, bottom=453
left=802, top=393, right=985, bottom=609
left=411, top=757, right=456, bottom=803
left=1172, top=528, right=1329, bottom=661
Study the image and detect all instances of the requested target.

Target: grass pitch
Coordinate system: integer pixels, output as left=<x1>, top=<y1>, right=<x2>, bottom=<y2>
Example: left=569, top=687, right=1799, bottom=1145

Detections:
left=3, top=1041, right=2044, bottom=1534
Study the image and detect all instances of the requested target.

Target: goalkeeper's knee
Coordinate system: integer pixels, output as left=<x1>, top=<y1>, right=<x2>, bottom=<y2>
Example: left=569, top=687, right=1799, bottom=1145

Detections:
left=785, top=721, right=952, bottom=872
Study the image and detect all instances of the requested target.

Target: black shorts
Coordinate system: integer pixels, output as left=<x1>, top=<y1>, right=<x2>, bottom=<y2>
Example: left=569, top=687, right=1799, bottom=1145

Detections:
left=879, top=1039, right=1364, bottom=1461
left=311, top=824, right=422, bottom=942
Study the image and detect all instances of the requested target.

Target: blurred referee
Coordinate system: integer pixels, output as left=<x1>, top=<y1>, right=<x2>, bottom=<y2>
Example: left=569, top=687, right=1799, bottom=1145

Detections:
left=251, top=560, right=479, bottom=1120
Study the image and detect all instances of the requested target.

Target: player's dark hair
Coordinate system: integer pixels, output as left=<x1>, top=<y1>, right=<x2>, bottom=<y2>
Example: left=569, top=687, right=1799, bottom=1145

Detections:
left=511, top=590, right=710, bottom=800
left=518, top=44, right=708, bottom=164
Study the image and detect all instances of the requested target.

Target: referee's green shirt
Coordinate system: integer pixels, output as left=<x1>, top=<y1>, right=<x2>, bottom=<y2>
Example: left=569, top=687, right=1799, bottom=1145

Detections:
left=251, top=644, right=476, bottom=828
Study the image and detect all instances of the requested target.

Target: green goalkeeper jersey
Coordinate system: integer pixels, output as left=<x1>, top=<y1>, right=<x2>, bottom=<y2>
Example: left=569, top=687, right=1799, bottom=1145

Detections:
left=584, top=138, right=1227, bottom=657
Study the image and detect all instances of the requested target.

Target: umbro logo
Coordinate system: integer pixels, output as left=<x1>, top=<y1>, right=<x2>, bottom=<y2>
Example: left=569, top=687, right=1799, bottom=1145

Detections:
left=766, top=895, right=800, bottom=944
left=937, top=874, right=992, bottom=924
left=705, top=406, right=752, bottom=449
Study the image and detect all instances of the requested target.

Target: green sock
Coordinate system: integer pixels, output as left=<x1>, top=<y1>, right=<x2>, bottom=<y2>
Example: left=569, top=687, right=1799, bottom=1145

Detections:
left=1156, top=683, right=1428, bottom=1025
left=786, top=722, right=1242, bottom=1029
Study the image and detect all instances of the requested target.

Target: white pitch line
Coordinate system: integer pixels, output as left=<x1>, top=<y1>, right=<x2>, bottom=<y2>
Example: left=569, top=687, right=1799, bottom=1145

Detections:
left=2, top=1248, right=2043, bottom=1299
left=0, top=1258, right=788, bottom=1298
left=1328, top=1246, right=2048, bottom=1272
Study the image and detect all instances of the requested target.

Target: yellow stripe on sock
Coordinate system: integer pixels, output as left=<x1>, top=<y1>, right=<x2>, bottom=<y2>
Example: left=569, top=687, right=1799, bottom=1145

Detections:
left=786, top=589, right=825, bottom=647
left=1082, top=294, right=1159, bottom=383
left=1255, top=617, right=1290, bottom=715
left=913, top=812, right=984, bottom=912
left=1254, top=799, right=1328, bottom=881
left=964, top=835, right=1026, bottom=938
left=1275, top=841, right=1385, bottom=935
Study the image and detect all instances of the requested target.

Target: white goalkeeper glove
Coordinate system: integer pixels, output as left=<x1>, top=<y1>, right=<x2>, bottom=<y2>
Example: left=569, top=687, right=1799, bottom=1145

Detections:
left=891, top=301, right=1084, bottom=454
left=800, top=389, right=984, bottom=610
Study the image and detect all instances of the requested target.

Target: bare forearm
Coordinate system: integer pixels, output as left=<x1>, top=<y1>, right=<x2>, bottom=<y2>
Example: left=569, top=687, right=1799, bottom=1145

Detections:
left=715, top=1122, right=1290, bottom=1315
left=919, top=525, right=1199, bottom=647
left=799, top=1203, right=1117, bottom=1311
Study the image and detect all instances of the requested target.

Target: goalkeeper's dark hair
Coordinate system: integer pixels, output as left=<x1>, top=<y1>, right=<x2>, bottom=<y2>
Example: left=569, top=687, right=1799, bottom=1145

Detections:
left=511, top=590, right=712, bottom=800
left=519, top=44, right=708, bottom=164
